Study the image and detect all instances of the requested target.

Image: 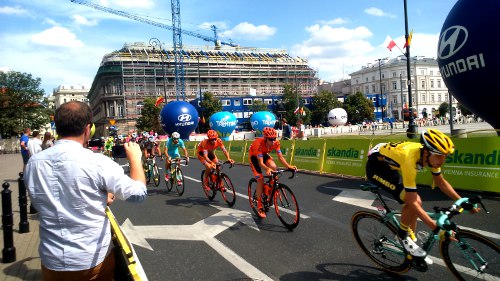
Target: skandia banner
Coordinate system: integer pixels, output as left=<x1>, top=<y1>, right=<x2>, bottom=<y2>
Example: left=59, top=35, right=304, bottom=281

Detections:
left=419, top=137, right=500, bottom=193
left=291, top=139, right=325, bottom=171
left=322, top=139, right=369, bottom=177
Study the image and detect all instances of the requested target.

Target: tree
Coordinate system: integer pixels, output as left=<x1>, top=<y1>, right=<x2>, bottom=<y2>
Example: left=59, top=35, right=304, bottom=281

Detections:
left=135, top=97, right=163, bottom=133
left=280, top=84, right=312, bottom=126
left=249, top=99, right=269, bottom=112
left=199, top=92, right=222, bottom=132
left=438, top=102, right=449, bottom=117
left=0, top=70, right=50, bottom=138
left=311, top=90, right=342, bottom=126
left=343, top=92, right=374, bottom=124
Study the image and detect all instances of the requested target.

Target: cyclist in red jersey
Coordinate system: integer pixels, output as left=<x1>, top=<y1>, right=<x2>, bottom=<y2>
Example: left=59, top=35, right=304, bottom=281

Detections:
left=197, top=130, right=234, bottom=190
left=248, top=127, right=296, bottom=218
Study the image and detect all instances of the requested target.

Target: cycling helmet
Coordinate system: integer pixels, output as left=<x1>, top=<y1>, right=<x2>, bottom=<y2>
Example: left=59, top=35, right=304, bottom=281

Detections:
left=171, top=132, right=180, bottom=139
left=131, top=133, right=137, bottom=139
left=263, top=127, right=277, bottom=138
left=142, top=131, right=148, bottom=137
left=207, top=130, right=218, bottom=139
left=420, top=129, right=455, bottom=155
left=148, top=136, right=155, bottom=142
left=117, top=135, right=124, bottom=140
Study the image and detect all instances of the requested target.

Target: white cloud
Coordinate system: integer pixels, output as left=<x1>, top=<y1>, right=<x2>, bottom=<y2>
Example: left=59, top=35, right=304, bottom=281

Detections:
left=221, top=22, right=276, bottom=41
left=318, top=18, right=348, bottom=25
left=198, top=21, right=229, bottom=31
left=0, top=6, right=30, bottom=16
left=364, top=7, right=396, bottom=18
left=72, top=15, right=98, bottom=26
left=31, top=26, right=84, bottom=48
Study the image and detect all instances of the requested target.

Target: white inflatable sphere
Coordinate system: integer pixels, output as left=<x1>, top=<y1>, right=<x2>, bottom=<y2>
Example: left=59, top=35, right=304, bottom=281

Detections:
left=328, top=108, right=348, bottom=126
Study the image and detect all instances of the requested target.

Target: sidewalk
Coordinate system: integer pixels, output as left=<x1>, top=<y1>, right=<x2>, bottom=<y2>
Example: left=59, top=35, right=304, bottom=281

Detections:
left=0, top=153, right=41, bottom=281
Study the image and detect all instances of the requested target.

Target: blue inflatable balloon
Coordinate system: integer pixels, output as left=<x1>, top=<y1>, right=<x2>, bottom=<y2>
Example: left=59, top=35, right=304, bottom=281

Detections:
left=250, top=111, right=277, bottom=136
left=160, top=101, right=199, bottom=139
left=209, top=111, right=238, bottom=141
left=437, top=0, right=500, bottom=131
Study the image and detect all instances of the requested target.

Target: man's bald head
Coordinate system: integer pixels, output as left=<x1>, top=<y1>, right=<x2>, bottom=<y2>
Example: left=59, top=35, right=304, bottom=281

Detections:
left=55, top=101, right=93, bottom=138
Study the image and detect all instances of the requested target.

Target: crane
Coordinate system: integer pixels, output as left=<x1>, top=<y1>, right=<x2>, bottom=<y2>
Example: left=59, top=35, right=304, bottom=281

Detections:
left=70, top=0, right=238, bottom=100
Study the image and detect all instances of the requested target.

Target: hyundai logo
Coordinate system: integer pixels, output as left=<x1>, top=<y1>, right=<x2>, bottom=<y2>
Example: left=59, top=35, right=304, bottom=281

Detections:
left=438, top=25, right=468, bottom=60
left=178, top=114, right=192, bottom=122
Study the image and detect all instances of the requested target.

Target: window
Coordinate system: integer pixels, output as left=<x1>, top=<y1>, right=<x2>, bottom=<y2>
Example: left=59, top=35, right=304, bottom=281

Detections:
left=430, top=70, right=434, bottom=76
left=420, top=69, right=425, bottom=75
left=243, top=98, right=252, bottom=105
left=264, top=99, right=273, bottom=105
left=438, top=94, right=442, bottom=102
left=117, top=104, right=124, bottom=117
left=233, top=112, right=243, bottom=118
left=382, top=73, right=385, bottom=79
left=234, top=99, right=241, bottom=106
left=365, top=77, right=368, bottom=82
left=365, top=86, right=369, bottom=93
left=243, top=112, right=252, bottom=118
left=372, top=76, right=375, bottom=81
left=371, top=85, right=376, bottom=92
left=431, top=80, right=434, bottom=88
left=431, top=94, right=435, bottom=102
left=392, top=82, right=397, bottom=90
left=392, top=72, right=397, bottom=77
left=421, top=80, right=425, bottom=89
left=421, top=94, right=426, bottom=102
left=221, top=99, right=231, bottom=106
left=438, top=80, right=441, bottom=88
left=109, top=104, right=115, bottom=117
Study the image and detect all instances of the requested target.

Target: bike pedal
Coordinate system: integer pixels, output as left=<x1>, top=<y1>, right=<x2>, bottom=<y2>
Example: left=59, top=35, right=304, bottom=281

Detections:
left=410, top=257, right=428, bottom=272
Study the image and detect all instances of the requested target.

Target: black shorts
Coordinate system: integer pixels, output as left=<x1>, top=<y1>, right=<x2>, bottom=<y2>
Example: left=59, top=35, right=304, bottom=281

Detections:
left=250, top=154, right=272, bottom=175
left=198, top=151, right=216, bottom=161
left=365, top=153, right=405, bottom=204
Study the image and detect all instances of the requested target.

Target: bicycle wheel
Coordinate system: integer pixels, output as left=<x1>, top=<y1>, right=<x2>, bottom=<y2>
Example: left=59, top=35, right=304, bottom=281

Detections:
left=248, top=178, right=261, bottom=217
left=440, top=228, right=500, bottom=281
left=274, top=184, right=300, bottom=230
left=175, top=168, right=185, bottom=196
left=200, top=170, right=216, bottom=200
left=351, top=211, right=411, bottom=273
left=219, top=173, right=236, bottom=207
left=153, top=164, right=160, bottom=187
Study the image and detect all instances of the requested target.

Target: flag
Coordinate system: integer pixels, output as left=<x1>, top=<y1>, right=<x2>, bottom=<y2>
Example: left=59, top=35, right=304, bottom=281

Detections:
left=294, top=107, right=300, bottom=114
left=154, top=96, right=165, bottom=107
left=299, top=107, right=304, bottom=115
left=404, top=30, right=413, bottom=49
left=201, top=116, right=205, bottom=124
left=387, top=39, right=397, bottom=52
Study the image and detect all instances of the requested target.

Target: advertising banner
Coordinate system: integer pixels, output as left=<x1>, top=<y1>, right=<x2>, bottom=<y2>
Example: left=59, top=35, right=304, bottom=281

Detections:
left=267, top=139, right=294, bottom=168
left=290, top=139, right=325, bottom=171
left=322, top=139, right=370, bottom=177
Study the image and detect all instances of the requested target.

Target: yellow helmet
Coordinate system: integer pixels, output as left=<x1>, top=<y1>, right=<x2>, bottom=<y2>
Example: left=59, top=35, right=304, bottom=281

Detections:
left=420, top=129, right=455, bottom=155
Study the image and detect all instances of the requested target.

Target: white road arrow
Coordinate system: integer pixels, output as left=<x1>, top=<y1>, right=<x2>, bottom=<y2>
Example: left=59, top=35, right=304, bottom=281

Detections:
left=121, top=205, right=270, bottom=280
left=324, top=186, right=379, bottom=210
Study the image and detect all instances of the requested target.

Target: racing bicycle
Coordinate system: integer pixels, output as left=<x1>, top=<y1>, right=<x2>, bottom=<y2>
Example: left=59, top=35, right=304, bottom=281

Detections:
left=166, top=157, right=188, bottom=196
left=351, top=183, right=499, bottom=280
left=200, top=161, right=236, bottom=207
left=247, top=168, right=299, bottom=230
left=144, top=155, right=160, bottom=187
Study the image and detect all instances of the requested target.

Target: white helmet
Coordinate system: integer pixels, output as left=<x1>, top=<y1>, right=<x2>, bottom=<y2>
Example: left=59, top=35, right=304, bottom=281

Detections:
left=171, top=132, right=180, bottom=139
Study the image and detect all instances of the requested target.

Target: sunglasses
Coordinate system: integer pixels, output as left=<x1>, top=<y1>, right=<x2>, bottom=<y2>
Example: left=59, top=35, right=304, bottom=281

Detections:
left=267, top=138, right=276, bottom=142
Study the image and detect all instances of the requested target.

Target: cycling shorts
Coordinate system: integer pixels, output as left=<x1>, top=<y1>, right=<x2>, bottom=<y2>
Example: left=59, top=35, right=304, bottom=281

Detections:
left=249, top=154, right=272, bottom=179
left=197, top=151, right=216, bottom=165
left=365, top=153, right=406, bottom=203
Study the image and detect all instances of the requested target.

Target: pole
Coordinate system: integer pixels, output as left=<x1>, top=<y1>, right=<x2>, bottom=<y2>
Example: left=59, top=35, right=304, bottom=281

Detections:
left=449, top=91, right=454, bottom=131
left=2, top=182, right=16, bottom=263
left=378, top=59, right=383, bottom=120
left=197, top=56, right=203, bottom=132
left=18, top=172, right=29, bottom=233
left=404, top=0, right=417, bottom=138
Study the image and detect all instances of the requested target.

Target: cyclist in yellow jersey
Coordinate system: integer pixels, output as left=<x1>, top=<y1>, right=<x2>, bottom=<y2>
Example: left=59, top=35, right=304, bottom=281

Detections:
left=366, top=128, right=479, bottom=261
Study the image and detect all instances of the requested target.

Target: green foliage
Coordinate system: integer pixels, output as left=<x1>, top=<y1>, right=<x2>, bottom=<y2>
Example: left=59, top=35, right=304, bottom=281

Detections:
left=311, top=90, right=342, bottom=125
left=0, top=70, right=49, bottom=137
left=199, top=92, right=222, bottom=132
left=135, top=97, right=163, bottom=133
left=438, top=102, right=449, bottom=117
left=343, top=92, right=374, bottom=124
left=281, top=84, right=312, bottom=125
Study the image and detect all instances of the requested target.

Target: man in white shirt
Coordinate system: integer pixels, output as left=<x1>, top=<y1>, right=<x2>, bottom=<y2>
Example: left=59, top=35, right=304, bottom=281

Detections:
left=25, top=101, right=147, bottom=281
left=27, top=130, right=42, bottom=156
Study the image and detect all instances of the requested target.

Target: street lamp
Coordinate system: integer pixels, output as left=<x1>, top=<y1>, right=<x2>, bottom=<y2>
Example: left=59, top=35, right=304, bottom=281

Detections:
left=400, top=73, right=405, bottom=128
left=149, top=38, right=167, bottom=101
left=378, top=58, right=384, bottom=120
left=404, top=0, right=417, bottom=138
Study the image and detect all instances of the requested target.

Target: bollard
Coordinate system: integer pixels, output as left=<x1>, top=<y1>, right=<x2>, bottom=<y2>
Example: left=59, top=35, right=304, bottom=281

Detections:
left=2, top=182, right=17, bottom=263
left=18, top=172, right=29, bottom=233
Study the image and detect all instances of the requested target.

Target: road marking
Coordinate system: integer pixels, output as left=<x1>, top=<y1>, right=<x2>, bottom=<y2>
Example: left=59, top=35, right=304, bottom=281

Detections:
left=121, top=205, right=270, bottom=280
left=184, top=175, right=310, bottom=219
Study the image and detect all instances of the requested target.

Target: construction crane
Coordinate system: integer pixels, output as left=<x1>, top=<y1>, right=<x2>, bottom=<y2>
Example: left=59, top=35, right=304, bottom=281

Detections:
left=70, top=0, right=238, bottom=100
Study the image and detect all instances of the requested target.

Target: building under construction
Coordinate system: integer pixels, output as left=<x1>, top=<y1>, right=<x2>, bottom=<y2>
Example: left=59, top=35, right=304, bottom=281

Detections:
left=87, top=42, right=318, bottom=135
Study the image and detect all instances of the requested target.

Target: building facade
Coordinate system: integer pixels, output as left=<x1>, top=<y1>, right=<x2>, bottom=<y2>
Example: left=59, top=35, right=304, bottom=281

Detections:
left=87, top=42, right=318, bottom=135
left=52, top=84, right=90, bottom=109
left=350, top=55, right=459, bottom=120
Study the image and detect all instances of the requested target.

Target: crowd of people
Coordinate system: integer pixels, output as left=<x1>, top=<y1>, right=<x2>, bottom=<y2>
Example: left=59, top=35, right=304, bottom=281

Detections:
left=18, top=100, right=480, bottom=280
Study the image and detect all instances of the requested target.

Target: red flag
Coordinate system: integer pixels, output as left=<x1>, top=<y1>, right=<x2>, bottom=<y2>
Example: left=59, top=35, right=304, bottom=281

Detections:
left=293, top=107, right=299, bottom=114
left=154, top=96, right=165, bottom=107
left=387, top=40, right=397, bottom=52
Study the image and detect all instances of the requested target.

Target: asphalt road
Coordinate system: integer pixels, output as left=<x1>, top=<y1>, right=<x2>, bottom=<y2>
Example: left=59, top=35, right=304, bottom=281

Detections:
left=110, top=158, right=499, bottom=281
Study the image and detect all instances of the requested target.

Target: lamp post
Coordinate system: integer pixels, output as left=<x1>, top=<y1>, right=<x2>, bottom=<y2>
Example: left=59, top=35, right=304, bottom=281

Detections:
left=197, top=55, right=203, bottom=132
left=149, top=38, right=167, bottom=101
left=400, top=73, right=405, bottom=128
left=378, top=58, right=384, bottom=120
left=404, top=0, right=417, bottom=138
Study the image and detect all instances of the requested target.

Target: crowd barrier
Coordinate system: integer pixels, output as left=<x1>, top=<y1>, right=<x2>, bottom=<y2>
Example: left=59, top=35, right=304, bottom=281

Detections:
left=185, top=135, right=500, bottom=194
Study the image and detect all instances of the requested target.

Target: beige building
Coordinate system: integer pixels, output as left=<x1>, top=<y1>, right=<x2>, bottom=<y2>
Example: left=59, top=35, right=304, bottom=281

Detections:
left=52, top=84, right=90, bottom=108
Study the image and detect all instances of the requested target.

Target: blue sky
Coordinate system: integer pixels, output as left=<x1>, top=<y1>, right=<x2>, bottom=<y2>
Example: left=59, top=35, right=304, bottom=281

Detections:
left=0, top=0, right=458, bottom=96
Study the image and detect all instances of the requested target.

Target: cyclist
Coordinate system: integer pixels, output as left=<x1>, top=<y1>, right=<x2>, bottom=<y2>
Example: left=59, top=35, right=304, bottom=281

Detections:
left=104, top=136, right=114, bottom=158
left=366, top=128, right=479, bottom=260
left=197, top=130, right=234, bottom=190
left=143, top=134, right=155, bottom=160
left=248, top=127, right=297, bottom=218
left=164, top=132, right=189, bottom=184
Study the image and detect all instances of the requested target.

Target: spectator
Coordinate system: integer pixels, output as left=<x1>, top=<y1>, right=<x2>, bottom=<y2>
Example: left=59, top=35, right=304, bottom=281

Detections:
left=20, top=127, right=31, bottom=171
left=41, top=131, right=54, bottom=150
left=25, top=101, right=147, bottom=281
left=28, top=130, right=42, bottom=156
left=281, top=118, right=292, bottom=140
left=296, top=119, right=307, bottom=140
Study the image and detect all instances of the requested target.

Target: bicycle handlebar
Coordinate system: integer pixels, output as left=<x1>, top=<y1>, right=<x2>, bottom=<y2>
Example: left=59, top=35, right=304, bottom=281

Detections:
left=265, top=168, right=296, bottom=181
left=435, top=196, right=486, bottom=231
